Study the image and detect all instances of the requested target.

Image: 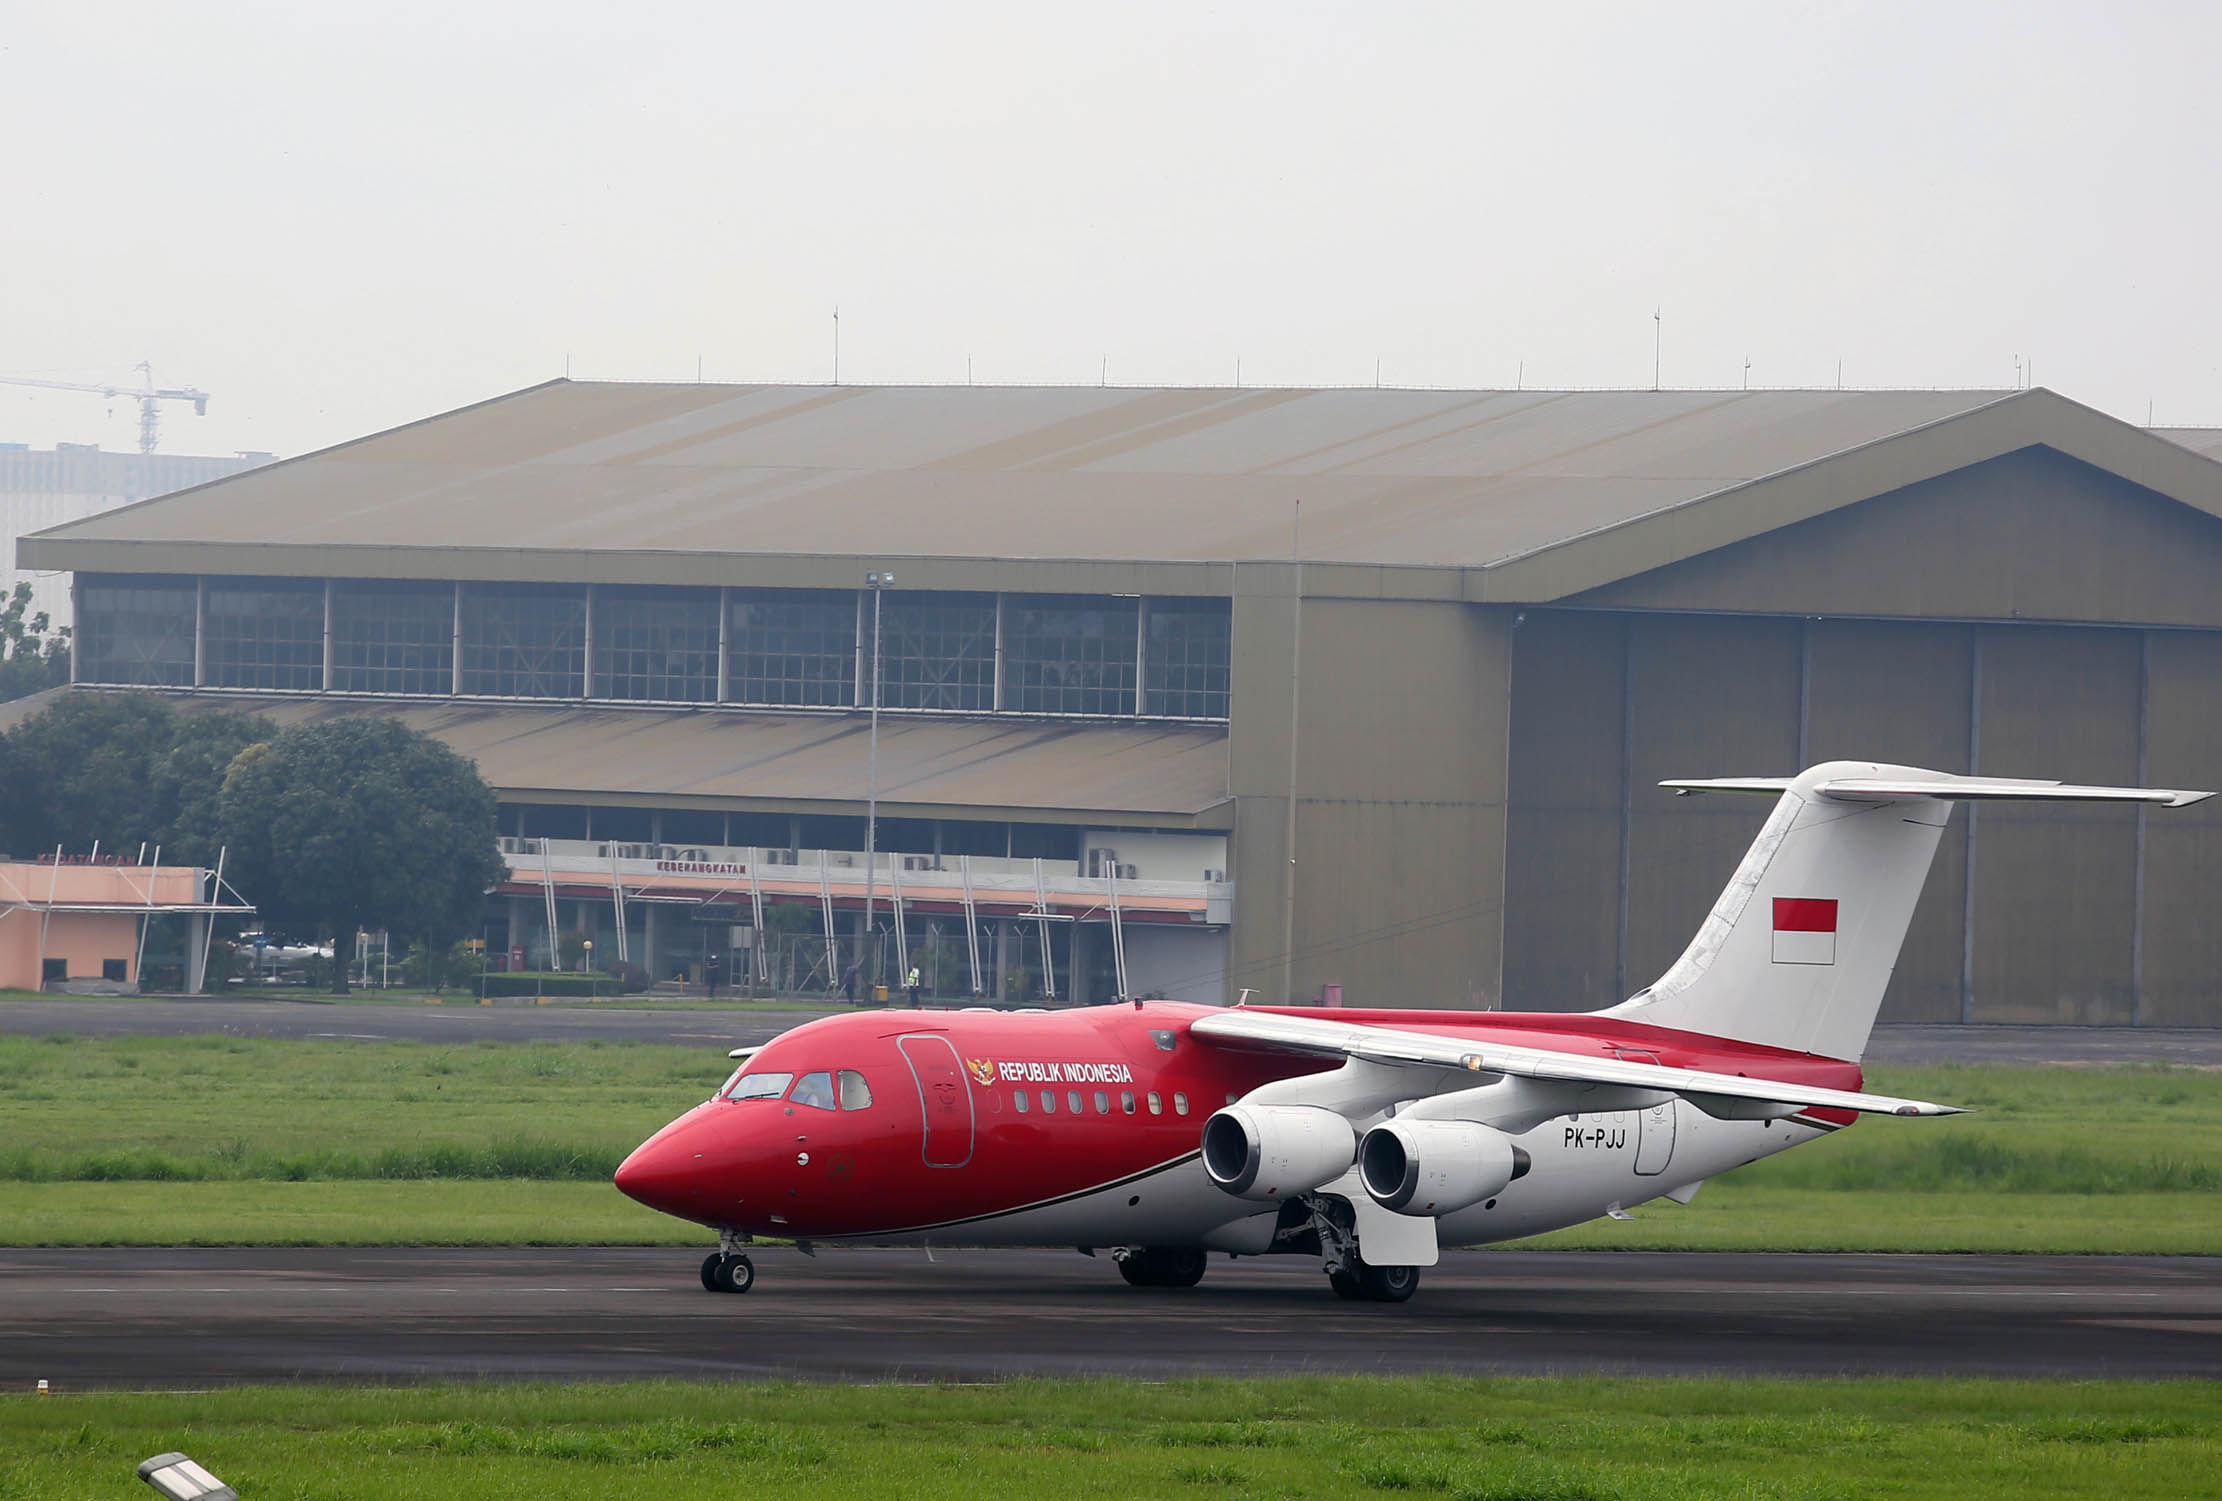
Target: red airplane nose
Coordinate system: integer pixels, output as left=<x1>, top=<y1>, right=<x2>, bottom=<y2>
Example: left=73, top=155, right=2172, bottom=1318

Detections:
left=614, top=1112, right=719, bottom=1219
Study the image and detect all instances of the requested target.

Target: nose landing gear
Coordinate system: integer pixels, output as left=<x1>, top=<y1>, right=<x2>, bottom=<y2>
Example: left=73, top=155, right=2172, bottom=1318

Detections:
left=701, top=1251, right=755, bottom=1293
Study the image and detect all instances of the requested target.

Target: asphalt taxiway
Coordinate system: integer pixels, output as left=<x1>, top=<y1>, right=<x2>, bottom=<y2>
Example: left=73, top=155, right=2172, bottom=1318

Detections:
left=3, top=1248, right=2214, bottom=1387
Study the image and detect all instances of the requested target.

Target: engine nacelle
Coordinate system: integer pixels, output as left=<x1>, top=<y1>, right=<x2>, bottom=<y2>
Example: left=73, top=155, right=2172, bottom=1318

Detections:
left=1201, top=1104, right=1356, bottom=1201
left=1358, top=1118, right=1531, bottom=1216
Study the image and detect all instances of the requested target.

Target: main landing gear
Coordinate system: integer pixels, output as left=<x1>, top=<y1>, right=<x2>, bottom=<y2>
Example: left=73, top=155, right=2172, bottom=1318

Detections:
left=701, top=1251, right=755, bottom=1293
left=1305, top=1196, right=1420, bottom=1302
left=1115, top=1245, right=1208, bottom=1288
left=1326, top=1258, right=1420, bottom=1303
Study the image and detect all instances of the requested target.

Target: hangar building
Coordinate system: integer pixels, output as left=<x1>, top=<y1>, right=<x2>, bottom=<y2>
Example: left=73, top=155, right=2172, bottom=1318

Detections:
left=19, top=381, right=2222, bottom=1024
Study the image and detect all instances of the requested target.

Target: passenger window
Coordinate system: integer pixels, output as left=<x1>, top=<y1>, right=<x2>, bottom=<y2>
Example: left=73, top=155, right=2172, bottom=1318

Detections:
left=1094, top=1090, right=1109, bottom=1114
left=1174, top=1092, right=1189, bottom=1116
left=1121, top=1090, right=1135, bottom=1114
left=790, top=1072, right=838, bottom=1110
left=1041, top=1091, right=1057, bottom=1114
left=1067, top=1090, right=1083, bottom=1114
left=1147, top=1092, right=1162, bottom=1115
left=1015, top=1090, right=1029, bottom=1114
left=725, top=1071, right=793, bottom=1101
left=838, top=1070, right=873, bottom=1110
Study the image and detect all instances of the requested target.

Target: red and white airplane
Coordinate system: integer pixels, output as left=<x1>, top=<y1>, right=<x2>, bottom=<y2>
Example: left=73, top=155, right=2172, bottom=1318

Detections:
left=615, top=762, right=2209, bottom=1301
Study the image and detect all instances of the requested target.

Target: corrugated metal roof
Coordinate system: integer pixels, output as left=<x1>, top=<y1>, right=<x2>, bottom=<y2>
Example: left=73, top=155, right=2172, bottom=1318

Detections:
left=81, top=693, right=1229, bottom=823
left=2153, top=427, right=2222, bottom=462
left=31, top=381, right=2021, bottom=570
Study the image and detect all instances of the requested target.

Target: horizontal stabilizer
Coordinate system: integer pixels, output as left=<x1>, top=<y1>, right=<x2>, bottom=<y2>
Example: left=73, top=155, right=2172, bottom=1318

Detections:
left=1190, top=1010, right=1963, bottom=1119
left=1664, top=774, right=2212, bottom=807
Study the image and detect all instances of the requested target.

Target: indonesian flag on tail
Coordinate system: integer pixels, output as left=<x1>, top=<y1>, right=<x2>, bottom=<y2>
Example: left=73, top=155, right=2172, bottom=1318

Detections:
left=1772, top=897, right=1837, bottom=965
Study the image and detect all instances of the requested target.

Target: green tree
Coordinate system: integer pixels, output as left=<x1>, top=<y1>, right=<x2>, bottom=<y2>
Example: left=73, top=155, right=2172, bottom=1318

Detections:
left=0, top=582, right=71, bottom=703
left=4, top=691, right=178, bottom=854
left=148, top=709, right=278, bottom=867
left=218, top=718, right=506, bottom=993
left=3, top=692, right=273, bottom=862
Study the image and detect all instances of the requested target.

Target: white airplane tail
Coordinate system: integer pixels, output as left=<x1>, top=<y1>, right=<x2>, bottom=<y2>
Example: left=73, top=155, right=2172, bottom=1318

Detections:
left=1603, top=761, right=2210, bottom=1062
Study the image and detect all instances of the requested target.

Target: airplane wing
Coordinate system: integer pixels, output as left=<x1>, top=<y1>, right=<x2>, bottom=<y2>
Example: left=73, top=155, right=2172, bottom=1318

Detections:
left=1188, top=1009, right=1963, bottom=1118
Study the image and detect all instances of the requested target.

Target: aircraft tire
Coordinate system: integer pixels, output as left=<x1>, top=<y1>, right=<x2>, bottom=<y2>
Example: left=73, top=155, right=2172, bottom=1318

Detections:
left=1155, top=1247, right=1207, bottom=1288
left=1357, top=1263, right=1419, bottom=1303
left=1117, top=1255, right=1159, bottom=1288
left=1118, top=1247, right=1206, bottom=1289
left=1327, top=1268, right=1363, bottom=1300
left=704, top=1253, right=755, bottom=1294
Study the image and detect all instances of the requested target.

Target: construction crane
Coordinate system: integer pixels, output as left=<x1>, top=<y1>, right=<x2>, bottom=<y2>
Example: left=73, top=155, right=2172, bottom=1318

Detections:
left=0, top=362, right=209, bottom=454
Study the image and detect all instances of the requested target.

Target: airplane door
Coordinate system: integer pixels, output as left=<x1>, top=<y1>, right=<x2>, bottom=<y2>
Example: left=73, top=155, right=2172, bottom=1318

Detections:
left=898, top=1035, right=975, bottom=1169
left=1635, top=1100, right=1675, bottom=1176
left=1613, top=1049, right=1675, bottom=1177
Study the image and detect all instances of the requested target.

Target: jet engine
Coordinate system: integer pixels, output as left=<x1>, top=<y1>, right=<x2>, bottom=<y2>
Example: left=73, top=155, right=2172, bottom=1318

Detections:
left=1357, top=1118, right=1531, bottom=1216
left=1201, top=1104, right=1356, bottom=1201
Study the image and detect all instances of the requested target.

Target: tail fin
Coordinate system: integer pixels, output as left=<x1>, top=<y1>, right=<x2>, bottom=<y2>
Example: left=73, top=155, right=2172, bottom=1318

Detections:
left=1603, top=761, right=2211, bottom=1061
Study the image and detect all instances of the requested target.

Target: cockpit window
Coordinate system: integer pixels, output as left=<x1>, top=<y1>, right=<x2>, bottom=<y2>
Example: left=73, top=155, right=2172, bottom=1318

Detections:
left=725, top=1071, right=793, bottom=1101
left=789, top=1071, right=838, bottom=1110
left=838, top=1070, right=873, bottom=1110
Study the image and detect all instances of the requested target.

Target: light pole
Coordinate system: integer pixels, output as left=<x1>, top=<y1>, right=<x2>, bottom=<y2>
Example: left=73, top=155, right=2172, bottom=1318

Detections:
left=863, top=570, right=893, bottom=997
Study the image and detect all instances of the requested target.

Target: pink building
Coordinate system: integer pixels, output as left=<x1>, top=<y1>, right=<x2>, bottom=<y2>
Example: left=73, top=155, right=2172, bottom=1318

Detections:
left=0, top=859, right=248, bottom=991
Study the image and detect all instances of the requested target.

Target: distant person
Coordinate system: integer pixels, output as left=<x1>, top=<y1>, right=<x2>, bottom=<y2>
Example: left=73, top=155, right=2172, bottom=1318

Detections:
left=906, top=965, right=923, bottom=1008
left=842, top=962, right=860, bottom=1004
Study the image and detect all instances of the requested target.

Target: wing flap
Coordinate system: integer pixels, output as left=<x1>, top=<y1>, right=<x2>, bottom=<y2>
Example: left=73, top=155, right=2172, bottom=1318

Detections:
left=1190, top=1010, right=1962, bottom=1118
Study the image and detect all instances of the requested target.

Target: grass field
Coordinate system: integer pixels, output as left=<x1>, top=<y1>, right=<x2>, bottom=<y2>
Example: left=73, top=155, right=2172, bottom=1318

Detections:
left=3, top=1377, right=2216, bottom=1500
left=0, top=1035, right=2215, bottom=1250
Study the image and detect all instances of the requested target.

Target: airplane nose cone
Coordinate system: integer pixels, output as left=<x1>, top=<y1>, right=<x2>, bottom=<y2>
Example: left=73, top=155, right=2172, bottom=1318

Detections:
left=614, top=1109, right=720, bottom=1219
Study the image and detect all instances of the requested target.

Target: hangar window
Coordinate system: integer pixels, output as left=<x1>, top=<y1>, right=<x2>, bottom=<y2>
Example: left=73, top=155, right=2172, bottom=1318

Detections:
left=594, top=586, right=717, bottom=702
left=882, top=592, right=996, bottom=711
left=1143, top=598, right=1231, bottom=720
left=459, top=583, right=586, bottom=698
left=728, top=589, right=857, bottom=707
left=331, top=579, right=454, bottom=695
left=1002, top=595, right=1139, bottom=716
left=75, top=573, right=197, bottom=687
left=204, top=578, right=325, bottom=691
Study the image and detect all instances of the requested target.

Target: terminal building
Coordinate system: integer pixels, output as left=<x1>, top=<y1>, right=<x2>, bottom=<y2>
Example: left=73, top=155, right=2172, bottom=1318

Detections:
left=17, top=380, right=2222, bottom=1024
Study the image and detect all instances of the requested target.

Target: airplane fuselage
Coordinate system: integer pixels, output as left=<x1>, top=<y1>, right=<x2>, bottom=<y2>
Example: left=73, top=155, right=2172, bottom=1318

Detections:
left=615, top=1000, right=1858, bottom=1256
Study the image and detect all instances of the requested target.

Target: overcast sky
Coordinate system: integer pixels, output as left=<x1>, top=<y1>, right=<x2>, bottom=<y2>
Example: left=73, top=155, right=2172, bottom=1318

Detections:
left=4, top=1, right=2218, bottom=459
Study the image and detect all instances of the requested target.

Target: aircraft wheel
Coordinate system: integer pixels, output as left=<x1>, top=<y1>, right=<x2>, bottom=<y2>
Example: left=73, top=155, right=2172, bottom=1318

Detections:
left=1358, top=1263, right=1419, bottom=1303
left=1117, top=1255, right=1159, bottom=1288
left=1327, top=1268, right=1363, bottom=1300
left=704, top=1253, right=755, bottom=1293
left=1118, top=1248, right=1206, bottom=1288
left=1155, top=1248, right=1207, bottom=1288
